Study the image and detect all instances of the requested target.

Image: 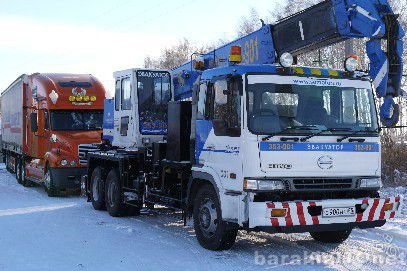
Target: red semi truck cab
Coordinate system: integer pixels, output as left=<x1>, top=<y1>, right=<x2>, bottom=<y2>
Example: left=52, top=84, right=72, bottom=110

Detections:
left=1, top=73, right=106, bottom=196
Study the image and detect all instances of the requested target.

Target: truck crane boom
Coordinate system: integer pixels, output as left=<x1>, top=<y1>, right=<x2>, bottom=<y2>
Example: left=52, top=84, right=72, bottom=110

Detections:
left=173, top=0, right=404, bottom=127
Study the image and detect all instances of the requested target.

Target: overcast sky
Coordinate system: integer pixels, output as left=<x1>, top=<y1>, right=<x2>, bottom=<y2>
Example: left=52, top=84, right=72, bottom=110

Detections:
left=0, top=0, right=284, bottom=96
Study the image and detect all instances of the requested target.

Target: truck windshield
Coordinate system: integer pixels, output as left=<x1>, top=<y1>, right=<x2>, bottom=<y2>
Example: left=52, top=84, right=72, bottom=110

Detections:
left=136, top=70, right=171, bottom=135
left=247, top=75, right=379, bottom=135
left=50, top=110, right=103, bottom=131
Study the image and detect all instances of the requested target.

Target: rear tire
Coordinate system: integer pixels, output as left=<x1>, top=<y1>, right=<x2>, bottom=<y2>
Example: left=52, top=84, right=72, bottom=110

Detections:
left=5, top=153, right=11, bottom=172
left=44, top=165, right=57, bottom=197
left=90, top=167, right=106, bottom=210
left=310, top=230, right=352, bottom=243
left=21, top=160, right=32, bottom=187
left=105, top=169, right=126, bottom=217
left=193, top=184, right=238, bottom=251
left=15, top=158, right=22, bottom=184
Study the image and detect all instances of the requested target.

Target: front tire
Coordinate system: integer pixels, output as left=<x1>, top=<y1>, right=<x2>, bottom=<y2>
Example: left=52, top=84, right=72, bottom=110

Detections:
left=90, top=167, right=106, bottom=210
left=193, top=184, right=238, bottom=251
left=44, top=165, right=57, bottom=197
left=310, top=230, right=352, bottom=243
left=105, top=169, right=126, bottom=217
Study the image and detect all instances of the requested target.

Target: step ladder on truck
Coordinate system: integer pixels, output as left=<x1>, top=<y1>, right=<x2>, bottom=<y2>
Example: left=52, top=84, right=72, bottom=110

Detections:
left=80, top=0, right=404, bottom=250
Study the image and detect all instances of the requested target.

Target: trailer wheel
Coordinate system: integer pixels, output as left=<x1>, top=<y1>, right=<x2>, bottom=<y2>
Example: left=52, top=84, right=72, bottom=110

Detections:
left=105, top=169, right=126, bottom=217
left=15, top=158, right=22, bottom=184
left=5, top=152, right=11, bottom=172
left=193, top=184, right=238, bottom=251
left=44, top=165, right=57, bottom=197
left=90, top=167, right=106, bottom=210
left=310, top=230, right=352, bottom=243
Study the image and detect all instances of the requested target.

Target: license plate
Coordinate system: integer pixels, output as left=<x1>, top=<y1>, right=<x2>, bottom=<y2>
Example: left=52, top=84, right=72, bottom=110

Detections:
left=322, top=207, right=356, bottom=218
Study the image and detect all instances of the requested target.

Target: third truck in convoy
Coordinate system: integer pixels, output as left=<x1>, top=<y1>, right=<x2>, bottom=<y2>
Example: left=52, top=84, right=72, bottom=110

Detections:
left=77, top=0, right=404, bottom=250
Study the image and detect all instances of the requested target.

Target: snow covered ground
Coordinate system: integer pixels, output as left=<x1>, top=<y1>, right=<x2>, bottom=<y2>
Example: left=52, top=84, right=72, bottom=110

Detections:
left=0, top=165, right=406, bottom=271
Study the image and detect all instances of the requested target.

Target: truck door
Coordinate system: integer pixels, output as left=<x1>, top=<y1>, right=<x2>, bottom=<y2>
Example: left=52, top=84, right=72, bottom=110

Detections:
left=204, top=77, right=243, bottom=191
left=113, top=77, right=133, bottom=147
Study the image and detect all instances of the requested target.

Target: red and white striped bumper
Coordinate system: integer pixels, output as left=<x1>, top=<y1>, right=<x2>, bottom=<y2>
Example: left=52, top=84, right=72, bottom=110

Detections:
left=248, top=196, right=402, bottom=229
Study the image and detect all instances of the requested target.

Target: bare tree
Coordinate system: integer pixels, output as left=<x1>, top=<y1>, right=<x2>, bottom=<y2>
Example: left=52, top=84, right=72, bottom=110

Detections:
left=144, top=38, right=214, bottom=70
left=236, top=8, right=262, bottom=37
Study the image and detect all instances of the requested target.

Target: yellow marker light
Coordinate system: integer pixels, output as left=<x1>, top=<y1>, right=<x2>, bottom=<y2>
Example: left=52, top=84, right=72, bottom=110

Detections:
left=90, top=96, right=97, bottom=102
left=293, top=67, right=304, bottom=75
left=311, top=69, right=322, bottom=76
left=384, top=203, right=394, bottom=212
left=83, top=96, right=90, bottom=102
left=68, top=96, right=76, bottom=102
left=271, top=209, right=287, bottom=218
left=76, top=96, right=83, bottom=102
left=328, top=70, right=339, bottom=77
left=229, top=46, right=242, bottom=63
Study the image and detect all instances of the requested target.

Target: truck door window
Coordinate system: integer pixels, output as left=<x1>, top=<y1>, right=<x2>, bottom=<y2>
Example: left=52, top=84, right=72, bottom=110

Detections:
left=213, top=80, right=228, bottom=121
left=121, top=78, right=131, bottom=110
left=115, top=80, right=120, bottom=111
left=197, top=83, right=207, bottom=120
left=211, top=79, right=241, bottom=136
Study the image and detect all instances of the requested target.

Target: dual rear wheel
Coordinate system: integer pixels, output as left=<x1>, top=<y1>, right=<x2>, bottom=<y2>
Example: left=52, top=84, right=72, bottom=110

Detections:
left=90, top=167, right=140, bottom=217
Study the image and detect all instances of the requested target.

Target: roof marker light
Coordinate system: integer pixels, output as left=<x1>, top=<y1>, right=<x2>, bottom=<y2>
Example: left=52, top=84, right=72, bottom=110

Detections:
left=229, top=46, right=242, bottom=64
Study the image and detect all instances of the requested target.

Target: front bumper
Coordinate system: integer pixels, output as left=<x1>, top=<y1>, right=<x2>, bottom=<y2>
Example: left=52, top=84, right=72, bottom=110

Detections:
left=249, top=196, right=402, bottom=229
left=49, top=167, right=87, bottom=192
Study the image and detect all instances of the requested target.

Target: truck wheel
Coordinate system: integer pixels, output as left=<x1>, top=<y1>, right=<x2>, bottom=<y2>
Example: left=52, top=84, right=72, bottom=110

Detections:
left=15, top=158, right=22, bottom=184
left=44, top=166, right=57, bottom=197
left=105, top=169, right=126, bottom=217
left=90, top=167, right=106, bottom=210
left=21, top=160, right=31, bottom=187
left=193, top=184, right=238, bottom=251
left=5, top=153, right=11, bottom=172
left=310, top=230, right=352, bottom=243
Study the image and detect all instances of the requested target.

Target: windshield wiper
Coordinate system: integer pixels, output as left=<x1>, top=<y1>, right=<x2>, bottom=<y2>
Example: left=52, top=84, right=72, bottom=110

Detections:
left=262, top=125, right=319, bottom=141
left=300, top=128, right=352, bottom=142
left=337, top=129, right=378, bottom=142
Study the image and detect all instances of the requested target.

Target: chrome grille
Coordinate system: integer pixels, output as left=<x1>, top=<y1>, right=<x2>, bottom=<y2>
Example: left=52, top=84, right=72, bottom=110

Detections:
left=78, top=144, right=100, bottom=165
left=292, top=178, right=353, bottom=190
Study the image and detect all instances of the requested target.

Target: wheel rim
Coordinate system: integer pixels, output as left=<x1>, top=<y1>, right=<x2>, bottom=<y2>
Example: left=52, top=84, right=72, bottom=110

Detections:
left=107, top=180, right=117, bottom=208
left=198, top=198, right=218, bottom=238
left=92, top=175, right=100, bottom=201
left=44, top=171, right=51, bottom=189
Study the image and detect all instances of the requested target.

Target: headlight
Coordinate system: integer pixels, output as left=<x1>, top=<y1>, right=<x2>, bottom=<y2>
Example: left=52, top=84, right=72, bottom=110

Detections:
left=60, top=159, right=68, bottom=166
left=359, top=178, right=383, bottom=188
left=244, top=179, right=286, bottom=191
left=279, top=52, right=294, bottom=68
left=70, top=161, right=76, bottom=167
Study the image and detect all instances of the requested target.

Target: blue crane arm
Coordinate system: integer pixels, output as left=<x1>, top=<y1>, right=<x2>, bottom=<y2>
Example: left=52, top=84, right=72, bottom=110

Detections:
left=172, top=0, right=404, bottom=126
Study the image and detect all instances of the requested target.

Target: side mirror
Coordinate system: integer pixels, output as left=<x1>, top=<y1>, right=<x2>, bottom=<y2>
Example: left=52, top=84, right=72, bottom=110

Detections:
left=213, top=119, right=227, bottom=136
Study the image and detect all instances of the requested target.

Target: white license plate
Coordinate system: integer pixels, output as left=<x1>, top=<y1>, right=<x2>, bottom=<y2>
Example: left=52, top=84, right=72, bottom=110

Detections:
left=322, top=207, right=356, bottom=218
